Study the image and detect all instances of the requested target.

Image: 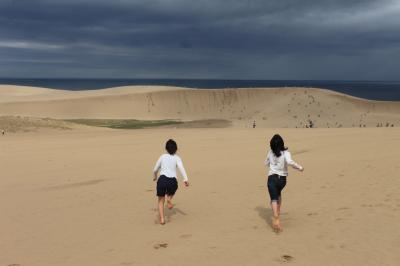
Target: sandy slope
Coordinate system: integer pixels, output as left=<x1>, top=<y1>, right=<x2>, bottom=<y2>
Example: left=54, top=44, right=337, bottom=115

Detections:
left=1, top=85, right=399, bottom=128
left=1, top=85, right=400, bottom=265
left=0, top=116, right=91, bottom=133
left=1, top=127, right=400, bottom=266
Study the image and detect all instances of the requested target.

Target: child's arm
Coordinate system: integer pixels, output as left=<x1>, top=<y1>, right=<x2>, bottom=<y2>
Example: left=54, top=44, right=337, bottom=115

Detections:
left=153, top=171, right=158, bottom=181
left=264, top=151, right=270, bottom=166
left=153, top=156, right=162, bottom=181
left=177, top=157, right=189, bottom=186
left=285, top=151, right=304, bottom=171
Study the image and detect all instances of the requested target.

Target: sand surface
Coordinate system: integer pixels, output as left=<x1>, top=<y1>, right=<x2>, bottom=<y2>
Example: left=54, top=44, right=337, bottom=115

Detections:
left=1, top=85, right=400, bottom=265
left=1, top=85, right=400, bottom=128
left=1, top=127, right=400, bottom=266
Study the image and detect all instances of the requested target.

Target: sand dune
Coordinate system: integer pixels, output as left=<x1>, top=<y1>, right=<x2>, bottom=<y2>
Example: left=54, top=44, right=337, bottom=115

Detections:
left=0, top=116, right=91, bottom=133
left=1, top=85, right=399, bottom=128
left=1, top=127, right=400, bottom=266
left=1, top=85, right=400, bottom=265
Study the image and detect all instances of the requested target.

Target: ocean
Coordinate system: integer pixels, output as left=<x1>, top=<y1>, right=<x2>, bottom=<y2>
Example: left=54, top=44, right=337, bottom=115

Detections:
left=1, top=78, right=400, bottom=101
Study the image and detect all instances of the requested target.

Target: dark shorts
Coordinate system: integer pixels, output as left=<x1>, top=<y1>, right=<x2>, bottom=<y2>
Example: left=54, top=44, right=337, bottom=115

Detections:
left=267, top=174, right=287, bottom=202
left=157, top=175, right=178, bottom=197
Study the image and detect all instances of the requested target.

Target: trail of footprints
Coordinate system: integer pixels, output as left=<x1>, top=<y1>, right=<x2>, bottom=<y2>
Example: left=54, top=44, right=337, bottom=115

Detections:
left=153, top=235, right=192, bottom=250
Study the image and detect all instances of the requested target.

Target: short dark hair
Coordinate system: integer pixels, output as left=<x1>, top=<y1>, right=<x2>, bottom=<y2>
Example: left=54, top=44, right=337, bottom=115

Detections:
left=270, top=134, right=287, bottom=157
left=165, top=139, right=178, bottom=155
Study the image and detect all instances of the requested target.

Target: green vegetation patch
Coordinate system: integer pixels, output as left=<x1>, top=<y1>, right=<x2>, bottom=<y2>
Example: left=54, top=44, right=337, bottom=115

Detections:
left=65, top=119, right=183, bottom=129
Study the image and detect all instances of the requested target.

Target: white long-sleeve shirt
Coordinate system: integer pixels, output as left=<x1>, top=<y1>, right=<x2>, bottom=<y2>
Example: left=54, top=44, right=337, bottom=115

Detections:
left=265, top=150, right=303, bottom=176
left=153, top=154, right=188, bottom=181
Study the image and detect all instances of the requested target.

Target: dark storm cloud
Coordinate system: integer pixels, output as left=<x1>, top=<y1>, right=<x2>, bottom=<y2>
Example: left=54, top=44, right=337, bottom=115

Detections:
left=0, top=0, right=399, bottom=79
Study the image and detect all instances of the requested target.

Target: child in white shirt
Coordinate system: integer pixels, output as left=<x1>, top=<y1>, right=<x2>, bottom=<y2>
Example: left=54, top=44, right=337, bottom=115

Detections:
left=153, top=139, right=189, bottom=225
left=265, top=134, right=304, bottom=231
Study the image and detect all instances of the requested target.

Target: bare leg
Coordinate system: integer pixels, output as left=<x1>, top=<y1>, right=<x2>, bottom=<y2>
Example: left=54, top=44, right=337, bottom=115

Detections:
left=166, top=194, right=174, bottom=209
left=277, top=196, right=282, bottom=216
left=158, top=196, right=165, bottom=224
left=271, top=201, right=281, bottom=231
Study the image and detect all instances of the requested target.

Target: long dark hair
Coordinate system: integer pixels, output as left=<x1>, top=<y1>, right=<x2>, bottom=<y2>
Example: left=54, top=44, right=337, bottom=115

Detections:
left=270, top=134, right=287, bottom=157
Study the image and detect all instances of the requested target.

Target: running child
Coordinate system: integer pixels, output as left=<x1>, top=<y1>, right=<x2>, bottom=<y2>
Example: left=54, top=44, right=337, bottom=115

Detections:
left=153, top=139, right=189, bottom=225
left=265, top=134, right=304, bottom=231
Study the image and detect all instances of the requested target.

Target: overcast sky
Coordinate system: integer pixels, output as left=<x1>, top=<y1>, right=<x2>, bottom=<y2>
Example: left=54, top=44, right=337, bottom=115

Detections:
left=0, top=0, right=399, bottom=79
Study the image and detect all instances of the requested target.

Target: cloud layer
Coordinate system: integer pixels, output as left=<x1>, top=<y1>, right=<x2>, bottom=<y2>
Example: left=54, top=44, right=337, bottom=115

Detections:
left=1, top=0, right=399, bottom=79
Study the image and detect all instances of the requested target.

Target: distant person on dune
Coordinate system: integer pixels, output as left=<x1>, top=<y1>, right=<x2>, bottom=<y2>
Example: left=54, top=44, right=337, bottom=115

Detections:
left=153, top=139, right=189, bottom=225
left=264, top=134, right=304, bottom=232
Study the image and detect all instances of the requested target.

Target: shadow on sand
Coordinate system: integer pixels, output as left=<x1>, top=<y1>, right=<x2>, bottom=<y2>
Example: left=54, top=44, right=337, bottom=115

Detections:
left=165, top=207, right=187, bottom=222
left=255, top=206, right=273, bottom=228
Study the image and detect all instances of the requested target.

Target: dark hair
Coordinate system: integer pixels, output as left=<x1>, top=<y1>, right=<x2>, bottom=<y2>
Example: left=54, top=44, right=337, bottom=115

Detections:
left=165, top=139, right=178, bottom=155
left=270, top=134, right=287, bottom=157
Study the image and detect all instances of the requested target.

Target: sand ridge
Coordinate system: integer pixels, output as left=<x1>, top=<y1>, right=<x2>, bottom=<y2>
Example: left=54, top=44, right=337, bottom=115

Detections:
left=1, top=85, right=400, bottom=265
left=0, top=85, right=399, bottom=128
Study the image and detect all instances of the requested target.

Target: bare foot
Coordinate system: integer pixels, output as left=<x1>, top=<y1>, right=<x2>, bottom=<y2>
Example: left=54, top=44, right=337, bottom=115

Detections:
left=160, top=218, right=165, bottom=225
left=167, top=199, right=174, bottom=209
left=276, top=223, right=282, bottom=232
left=272, top=217, right=282, bottom=232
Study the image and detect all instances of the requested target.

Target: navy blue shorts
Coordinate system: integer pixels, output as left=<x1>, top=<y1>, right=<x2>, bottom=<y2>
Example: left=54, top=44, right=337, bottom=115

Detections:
left=267, top=174, right=287, bottom=202
left=157, top=175, right=178, bottom=197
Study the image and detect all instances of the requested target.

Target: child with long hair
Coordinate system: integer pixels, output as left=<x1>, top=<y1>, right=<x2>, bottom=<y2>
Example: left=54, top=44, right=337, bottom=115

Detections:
left=265, top=134, right=304, bottom=231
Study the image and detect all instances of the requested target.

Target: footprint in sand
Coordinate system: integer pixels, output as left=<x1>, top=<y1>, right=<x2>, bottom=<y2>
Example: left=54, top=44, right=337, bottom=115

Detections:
left=146, top=189, right=154, bottom=192
left=8, top=264, right=20, bottom=266
left=153, top=243, right=168, bottom=249
left=307, top=212, right=318, bottom=216
left=281, top=255, right=294, bottom=263
left=179, top=234, right=192, bottom=239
